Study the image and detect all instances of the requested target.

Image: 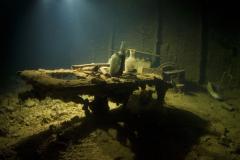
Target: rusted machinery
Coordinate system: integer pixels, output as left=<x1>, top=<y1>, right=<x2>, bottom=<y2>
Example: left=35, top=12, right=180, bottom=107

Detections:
left=143, top=62, right=185, bottom=92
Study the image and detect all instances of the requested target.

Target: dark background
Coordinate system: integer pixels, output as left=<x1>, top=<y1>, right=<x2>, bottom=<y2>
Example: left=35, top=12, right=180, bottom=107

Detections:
left=1, top=0, right=240, bottom=85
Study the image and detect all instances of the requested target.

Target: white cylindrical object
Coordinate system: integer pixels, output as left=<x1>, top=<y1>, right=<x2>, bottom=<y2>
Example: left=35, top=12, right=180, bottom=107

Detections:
left=125, top=49, right=136, bottom=73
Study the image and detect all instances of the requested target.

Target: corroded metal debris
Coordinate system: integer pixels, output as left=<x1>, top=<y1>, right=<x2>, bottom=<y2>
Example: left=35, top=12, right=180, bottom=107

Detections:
left=18, top=64, right=170, bottom=114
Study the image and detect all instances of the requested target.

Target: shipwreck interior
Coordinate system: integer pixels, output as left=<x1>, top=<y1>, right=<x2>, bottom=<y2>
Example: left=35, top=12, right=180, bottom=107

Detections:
left=1, top=0, right=240, bottom=160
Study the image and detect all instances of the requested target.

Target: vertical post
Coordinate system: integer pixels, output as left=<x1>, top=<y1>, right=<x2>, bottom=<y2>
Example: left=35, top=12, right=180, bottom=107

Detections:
left=156, top=80, right=170, bottom=106
left=108, top=3, right=118, bottom=58
left=154, top=1, right=163, bottom=67
left=199, top=0, right=209, bottom=84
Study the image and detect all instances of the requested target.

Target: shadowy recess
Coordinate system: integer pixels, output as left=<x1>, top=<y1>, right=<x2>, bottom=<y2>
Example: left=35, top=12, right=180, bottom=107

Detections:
left=11, top=104, right=208, bottom=160
left=183, top=81, right=207, bottom=96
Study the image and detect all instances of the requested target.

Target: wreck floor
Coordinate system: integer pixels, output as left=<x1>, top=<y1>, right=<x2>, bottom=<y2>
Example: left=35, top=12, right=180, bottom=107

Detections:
left=0, top=80, right=240, bottom=160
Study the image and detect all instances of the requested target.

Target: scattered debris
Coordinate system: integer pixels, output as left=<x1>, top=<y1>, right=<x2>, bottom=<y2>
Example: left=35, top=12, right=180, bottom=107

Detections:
left=24, top=98, right=38, bottom=107
left=0, top=126, right=8, bottom=137
left=0, top=77, right=240, bottom=160
left=0, top=105, right=15, bottom=114
left=207, top=82, right=223, bottom=100
left=221, top=103, right=235, bottom=112
left=219, top=135, right=232, bottom=147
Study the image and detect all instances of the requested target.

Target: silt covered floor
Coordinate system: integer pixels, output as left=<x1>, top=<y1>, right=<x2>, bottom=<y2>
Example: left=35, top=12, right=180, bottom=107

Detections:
left=0, top=80, right=240, bottom=160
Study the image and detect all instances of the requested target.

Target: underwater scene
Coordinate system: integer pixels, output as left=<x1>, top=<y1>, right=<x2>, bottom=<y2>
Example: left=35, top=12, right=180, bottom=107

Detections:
left=1, top=0, right=240, bottom=159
